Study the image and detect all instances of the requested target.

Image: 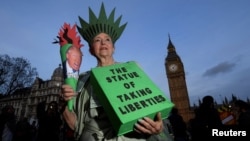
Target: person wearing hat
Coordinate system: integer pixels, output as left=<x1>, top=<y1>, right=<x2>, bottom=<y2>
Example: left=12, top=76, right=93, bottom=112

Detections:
left=61, top=3, right=163, bottom=141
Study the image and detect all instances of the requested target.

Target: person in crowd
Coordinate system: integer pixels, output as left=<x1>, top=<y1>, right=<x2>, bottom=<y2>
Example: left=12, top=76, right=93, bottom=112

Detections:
left=62, top=123, right=75, bottom=141
left=60, top=3, right=163, bottom=141
left=0, top=105, right=16, bottom=141
left=12, top=117, right=32, bottom=141
left=233, top=100, right=250, bottom=130
left=36, top=101, right=46, bottom=141
left=30, top=121, right=38, bottom=141
left=189, top=95, right=222, bottom=141
left=36, top=101, right=63, bottom=141
left=168, top=108, right=189, bottom=141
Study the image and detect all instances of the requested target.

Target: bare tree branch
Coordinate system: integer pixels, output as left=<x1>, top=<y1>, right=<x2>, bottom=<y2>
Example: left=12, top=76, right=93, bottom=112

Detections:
left=0, top=54, right=38, bottom=95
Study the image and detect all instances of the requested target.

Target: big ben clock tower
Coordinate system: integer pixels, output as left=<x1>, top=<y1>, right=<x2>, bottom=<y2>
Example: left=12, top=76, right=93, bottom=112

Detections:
left=165, top=36, right=193, bottom=123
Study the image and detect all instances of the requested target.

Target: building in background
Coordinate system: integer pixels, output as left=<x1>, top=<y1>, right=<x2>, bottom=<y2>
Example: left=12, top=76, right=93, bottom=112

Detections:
left=165, top=36, right=194, bottom=123
left=0, top=64, right=63, bottom=124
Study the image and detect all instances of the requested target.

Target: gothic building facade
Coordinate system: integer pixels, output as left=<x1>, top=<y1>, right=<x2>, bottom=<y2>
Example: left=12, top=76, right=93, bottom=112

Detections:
left=0, top=64, right=63, bottom=123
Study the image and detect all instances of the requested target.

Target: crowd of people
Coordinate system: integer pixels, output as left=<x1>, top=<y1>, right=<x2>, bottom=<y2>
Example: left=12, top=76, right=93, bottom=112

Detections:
left=1, top=96, right=249, bottom=141
left=0, top=101, right=75, bottom=141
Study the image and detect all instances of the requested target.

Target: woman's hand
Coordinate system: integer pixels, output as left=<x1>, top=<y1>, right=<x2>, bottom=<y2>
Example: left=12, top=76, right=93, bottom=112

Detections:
left=61, top=84, right=76, bottom=101
left=134, top=112, right=163, bottom=135
left=60, top=84, right=77, bottom=130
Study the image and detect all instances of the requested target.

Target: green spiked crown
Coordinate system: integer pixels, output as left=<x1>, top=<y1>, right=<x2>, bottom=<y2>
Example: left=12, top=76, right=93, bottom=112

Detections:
left=77, top=3, right=127, bottom=46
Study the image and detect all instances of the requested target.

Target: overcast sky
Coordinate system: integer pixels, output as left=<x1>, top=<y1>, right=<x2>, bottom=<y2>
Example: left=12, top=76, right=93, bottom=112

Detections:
left=1, top=0, right=250, bottom=105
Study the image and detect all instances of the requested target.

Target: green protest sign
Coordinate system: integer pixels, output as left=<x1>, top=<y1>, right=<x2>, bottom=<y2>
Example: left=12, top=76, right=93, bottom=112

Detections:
left=90, top=61, right=174, bottom=135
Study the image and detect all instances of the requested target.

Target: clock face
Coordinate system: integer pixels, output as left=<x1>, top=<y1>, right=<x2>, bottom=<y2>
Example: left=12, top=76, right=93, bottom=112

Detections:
left=169, top=64, right=178, bottom=72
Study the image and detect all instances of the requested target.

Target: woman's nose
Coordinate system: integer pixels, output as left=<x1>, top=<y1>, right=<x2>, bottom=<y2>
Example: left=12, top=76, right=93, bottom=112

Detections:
left=101, top=39, right=106, bottom=44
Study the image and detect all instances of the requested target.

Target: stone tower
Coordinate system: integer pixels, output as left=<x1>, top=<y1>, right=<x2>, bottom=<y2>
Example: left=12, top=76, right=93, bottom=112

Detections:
left=165, top=36, right=193, bottom=123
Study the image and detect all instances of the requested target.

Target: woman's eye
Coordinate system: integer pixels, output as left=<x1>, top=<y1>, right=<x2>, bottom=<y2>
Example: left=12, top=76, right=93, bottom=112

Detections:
left=94, top=39, right=100, bottom=42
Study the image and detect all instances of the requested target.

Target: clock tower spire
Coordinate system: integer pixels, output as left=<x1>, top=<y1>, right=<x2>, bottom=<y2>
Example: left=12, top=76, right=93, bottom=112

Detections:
left=165, top=35, right=193, bottom=123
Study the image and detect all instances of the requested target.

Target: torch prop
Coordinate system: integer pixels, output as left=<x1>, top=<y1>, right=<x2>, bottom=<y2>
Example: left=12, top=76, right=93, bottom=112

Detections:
left=53, top=23, right=83, bottom=111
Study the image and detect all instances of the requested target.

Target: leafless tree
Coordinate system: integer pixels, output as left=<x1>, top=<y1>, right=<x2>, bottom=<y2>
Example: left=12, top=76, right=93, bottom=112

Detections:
left=0, top=54, right=38, bottom=95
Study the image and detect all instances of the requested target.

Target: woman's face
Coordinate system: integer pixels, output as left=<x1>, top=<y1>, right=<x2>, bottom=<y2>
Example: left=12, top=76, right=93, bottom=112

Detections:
left=90, top=33, right=114, bottom=58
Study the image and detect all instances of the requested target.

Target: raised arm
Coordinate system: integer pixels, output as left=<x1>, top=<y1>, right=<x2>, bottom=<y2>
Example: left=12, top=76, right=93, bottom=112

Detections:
left=61, top=84, right=77, bottom=130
